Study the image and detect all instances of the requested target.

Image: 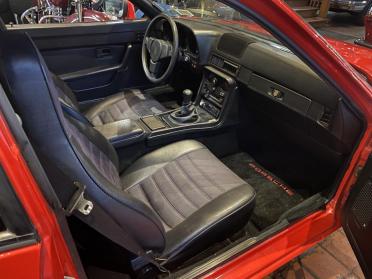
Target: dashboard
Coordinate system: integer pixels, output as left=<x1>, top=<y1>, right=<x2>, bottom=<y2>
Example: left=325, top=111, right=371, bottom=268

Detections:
left=172, top=17, right=361, bottom=155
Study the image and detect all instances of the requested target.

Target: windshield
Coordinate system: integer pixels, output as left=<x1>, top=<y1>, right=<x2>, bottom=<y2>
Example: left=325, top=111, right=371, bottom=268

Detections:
left=151, top=0, right=278, bottom=43
left=152, top=0, right=245, bottom=19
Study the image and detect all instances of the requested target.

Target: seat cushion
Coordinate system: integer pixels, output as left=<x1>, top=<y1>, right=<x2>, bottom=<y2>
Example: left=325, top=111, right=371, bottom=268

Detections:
left=120, top=140, right=256, bottom=263
left=85, top=90, right=166, bottom=126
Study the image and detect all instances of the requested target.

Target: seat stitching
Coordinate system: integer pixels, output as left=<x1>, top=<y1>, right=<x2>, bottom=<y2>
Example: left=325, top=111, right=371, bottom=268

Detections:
left=186, top=153, right=225, bottom=194
left=151, top=175, right=186, bottom=220
left=112, top=102, right=123, bottom=118
left=115, top=101, right=124, bottom=114
left=136, top=182, right=172, bottom=230
left=173, top=159, right=213, bottom=200
left=105, top=107, right=117, bottom=122
left=163, top=166, right=199, bottom=210
left=94, top=116, right=103, bottom=126
left=165, top=189, right=256, bottom=258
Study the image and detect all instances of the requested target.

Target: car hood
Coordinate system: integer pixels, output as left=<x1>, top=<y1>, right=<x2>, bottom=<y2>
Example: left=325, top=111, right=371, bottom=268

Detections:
left=325, top=38, right=372, bottom=83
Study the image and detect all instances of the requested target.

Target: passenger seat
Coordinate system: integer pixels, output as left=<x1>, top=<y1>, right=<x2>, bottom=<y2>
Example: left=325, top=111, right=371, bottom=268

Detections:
left=0, top=31, right=256, bottom=267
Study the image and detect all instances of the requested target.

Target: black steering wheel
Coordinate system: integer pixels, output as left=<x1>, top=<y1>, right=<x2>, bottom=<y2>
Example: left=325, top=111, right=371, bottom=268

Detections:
left=141, top=14, right=179, bottom=83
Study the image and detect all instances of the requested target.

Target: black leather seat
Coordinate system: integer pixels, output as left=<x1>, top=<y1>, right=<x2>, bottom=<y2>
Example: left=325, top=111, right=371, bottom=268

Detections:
left=54, top=70, right=166, bottom=126
left=0, top=32, right=256, bottom=266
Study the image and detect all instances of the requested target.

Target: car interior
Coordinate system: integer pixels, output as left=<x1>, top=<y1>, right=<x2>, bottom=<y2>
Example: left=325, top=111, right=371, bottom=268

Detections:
left=0, top=2, right=365, bottom=278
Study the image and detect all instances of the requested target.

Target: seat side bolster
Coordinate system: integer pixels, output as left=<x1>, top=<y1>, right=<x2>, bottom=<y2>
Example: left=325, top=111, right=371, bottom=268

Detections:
left=163, top=184, right=256, bottom=264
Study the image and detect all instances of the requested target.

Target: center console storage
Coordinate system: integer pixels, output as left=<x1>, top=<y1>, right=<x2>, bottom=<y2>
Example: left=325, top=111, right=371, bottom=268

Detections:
left=101, top=66, right=237, bottom=147
left=94, top=119, right=145, bottom=147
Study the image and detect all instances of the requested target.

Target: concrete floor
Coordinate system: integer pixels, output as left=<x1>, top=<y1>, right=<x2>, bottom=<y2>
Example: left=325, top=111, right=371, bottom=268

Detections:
left=316, top=12, right=365, bottom=43
left=270, top=229, right=365, bottom=279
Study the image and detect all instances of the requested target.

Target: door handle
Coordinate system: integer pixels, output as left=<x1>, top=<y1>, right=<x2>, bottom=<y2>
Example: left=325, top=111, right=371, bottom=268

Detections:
left=96, top=48, right=112, bottom=59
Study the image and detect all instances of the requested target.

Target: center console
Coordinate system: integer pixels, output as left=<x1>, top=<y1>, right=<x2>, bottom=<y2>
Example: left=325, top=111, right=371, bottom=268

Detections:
left=198, top=66, right=235, bottom=119
left=99, top=66, right=237, bottom=147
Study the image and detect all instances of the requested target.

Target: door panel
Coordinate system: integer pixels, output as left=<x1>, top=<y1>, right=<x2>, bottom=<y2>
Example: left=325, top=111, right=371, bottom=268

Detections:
left=43, top=45, right=126, bottom=75
left=10, top=21, right=151, bottom=102
left=342, top=154, right=372, bottom=279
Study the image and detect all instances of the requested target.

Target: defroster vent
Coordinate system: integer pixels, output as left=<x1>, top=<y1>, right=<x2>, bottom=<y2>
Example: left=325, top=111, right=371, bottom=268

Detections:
left=210, top=55, right=239, bottom=76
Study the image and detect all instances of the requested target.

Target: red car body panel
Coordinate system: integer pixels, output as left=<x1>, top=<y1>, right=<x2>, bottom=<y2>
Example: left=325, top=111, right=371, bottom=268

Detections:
left=0, top=113, right=78, bottom=278
left=65, top=9, right=113, bottom=23
left=0, top=1, right=370, bottom=279
left=0, top=245, right=41, bottom=279
left=326, top=38, right=372, bottom=83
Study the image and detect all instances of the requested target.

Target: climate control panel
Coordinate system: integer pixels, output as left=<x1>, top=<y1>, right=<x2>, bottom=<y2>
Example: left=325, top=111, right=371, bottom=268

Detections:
left=198, top=67, right=234, bottom=119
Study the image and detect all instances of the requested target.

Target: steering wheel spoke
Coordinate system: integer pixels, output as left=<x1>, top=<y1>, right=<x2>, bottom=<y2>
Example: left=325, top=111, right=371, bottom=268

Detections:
left=144, top=37, right=154, bottom=53
left=149, top=59, right=162, bottom=76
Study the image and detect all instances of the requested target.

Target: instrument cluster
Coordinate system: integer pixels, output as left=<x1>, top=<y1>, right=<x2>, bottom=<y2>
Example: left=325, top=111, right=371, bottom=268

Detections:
left=177, top=24, right=199, bottom=68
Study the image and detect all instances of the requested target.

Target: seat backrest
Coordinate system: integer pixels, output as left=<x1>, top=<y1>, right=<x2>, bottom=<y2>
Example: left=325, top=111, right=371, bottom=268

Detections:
left=0, top=31, right=166, bottom=253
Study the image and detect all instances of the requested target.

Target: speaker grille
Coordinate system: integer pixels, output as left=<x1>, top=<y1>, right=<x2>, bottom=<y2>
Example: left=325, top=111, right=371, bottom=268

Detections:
left=352, top=180, right=372, bottom=227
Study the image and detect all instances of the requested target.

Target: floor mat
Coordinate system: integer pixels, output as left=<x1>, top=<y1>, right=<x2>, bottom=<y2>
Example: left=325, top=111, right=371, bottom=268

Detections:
left=223, top=153, right=304, bottom=230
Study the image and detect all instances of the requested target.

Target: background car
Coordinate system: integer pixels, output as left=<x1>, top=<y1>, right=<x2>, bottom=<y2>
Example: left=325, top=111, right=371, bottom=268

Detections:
left=330, top=0, right=372, bottom=24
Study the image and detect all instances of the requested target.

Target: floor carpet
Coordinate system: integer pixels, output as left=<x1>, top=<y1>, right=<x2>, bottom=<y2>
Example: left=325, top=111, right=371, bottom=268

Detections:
left=223, top=152, right=304, bottom=230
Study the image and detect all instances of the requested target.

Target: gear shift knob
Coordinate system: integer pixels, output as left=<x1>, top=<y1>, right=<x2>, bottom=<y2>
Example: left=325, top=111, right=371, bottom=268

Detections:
left=182, top=89, right=193, bottom=106
left=170, top=89, right=198, bottom=123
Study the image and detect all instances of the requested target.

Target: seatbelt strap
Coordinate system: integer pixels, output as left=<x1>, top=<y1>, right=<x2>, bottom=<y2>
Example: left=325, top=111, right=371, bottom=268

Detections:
left=59, top=97, right=93, bottom=126
left=37, top=150, right=169, bottom=274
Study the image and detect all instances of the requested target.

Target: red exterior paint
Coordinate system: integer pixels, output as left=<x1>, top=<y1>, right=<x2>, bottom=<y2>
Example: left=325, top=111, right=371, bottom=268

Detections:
left=0, top=245, right=41, bottom=279
left=202, top=0, right=372, bottom=277
left=0, top=112, right=78, bottom=279
left=126, top=1, right=136, bottom=20
left=325, top=38, right=372, bottom=83
left=65, top=9, right=113, bottom=23
left=50, top=0, right=69, bottom=9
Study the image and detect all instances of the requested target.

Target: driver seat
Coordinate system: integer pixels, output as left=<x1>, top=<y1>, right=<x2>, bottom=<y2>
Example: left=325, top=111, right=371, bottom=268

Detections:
left=53, top=75, right=166, bottom=126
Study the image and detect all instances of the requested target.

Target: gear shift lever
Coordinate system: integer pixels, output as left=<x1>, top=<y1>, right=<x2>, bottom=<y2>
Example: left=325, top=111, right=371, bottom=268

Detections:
left=182, top=89, right=193, bottom=106
left=180, top=89, right=194, bottom=116
left=170, top=89, right=198, bottom=123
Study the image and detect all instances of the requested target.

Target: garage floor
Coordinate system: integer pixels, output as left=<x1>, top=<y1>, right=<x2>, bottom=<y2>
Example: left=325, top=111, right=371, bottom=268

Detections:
left=270, top=229, right=364, bottom=279
left=317, top=12, right=365, bottom=43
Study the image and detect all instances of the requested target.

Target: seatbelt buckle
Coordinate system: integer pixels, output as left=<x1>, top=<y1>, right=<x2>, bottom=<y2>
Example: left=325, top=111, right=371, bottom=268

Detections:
left=131, top=250, right=169, bottom=274
left=65, top=181, right=93, bottom=216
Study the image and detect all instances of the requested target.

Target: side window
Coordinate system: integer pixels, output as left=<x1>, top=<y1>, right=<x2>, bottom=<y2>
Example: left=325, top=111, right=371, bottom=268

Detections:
left=0, top=166, right=36, bottom=252
left=97, top=0, right=141, bottom=21
left=4, top=0, right=143, bottom=25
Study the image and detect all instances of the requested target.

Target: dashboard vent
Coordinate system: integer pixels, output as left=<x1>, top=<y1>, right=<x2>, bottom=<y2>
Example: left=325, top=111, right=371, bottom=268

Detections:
left=210, top=55, right=239, bottom=75
left=318, top=107, right=333, bottom=128
left=210, top=55, right=224, bottom=68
